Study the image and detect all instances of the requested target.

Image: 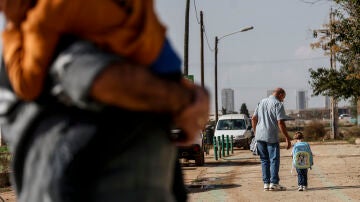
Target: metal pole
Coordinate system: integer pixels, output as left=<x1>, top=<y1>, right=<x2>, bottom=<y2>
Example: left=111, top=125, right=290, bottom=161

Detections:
left=183, top=0, right=190, bottom=75
left=231, top=135, right=234, bottom=154
left=226, top=135, right=229, bottom=156
left=217, top=136, right=221, bottom=158
left=329, top=8, right=338, bottom=139
left=221, top=135, right=225, bottom=157
left=215, top=36, right=219, bottom=123
left=213, top=136, right=218, bottom=160
left=200, top=11, right=204, bottom=88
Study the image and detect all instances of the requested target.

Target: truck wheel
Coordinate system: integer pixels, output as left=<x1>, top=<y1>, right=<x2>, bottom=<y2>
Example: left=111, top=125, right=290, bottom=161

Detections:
left=195, top=151, right=205, bottom=166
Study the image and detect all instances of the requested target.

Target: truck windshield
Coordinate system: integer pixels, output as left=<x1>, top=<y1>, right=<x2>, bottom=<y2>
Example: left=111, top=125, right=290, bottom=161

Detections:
left=216, top=119, right=246, bottom=130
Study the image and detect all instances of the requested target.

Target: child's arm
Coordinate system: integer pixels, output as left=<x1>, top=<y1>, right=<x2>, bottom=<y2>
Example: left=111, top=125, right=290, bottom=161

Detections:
left=2, top=0, right=128, bottom=100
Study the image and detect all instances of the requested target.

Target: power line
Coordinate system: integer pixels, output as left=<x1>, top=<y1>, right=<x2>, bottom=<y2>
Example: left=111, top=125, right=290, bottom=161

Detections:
left=193, top=0, right=214, bottom=52
left=193, top=0, right=200, bottom=24
left=189, top=56, right=328, bottom=66
left=299, top=0, right=324, bottom=4
left=203, top=23, right=215, bottom=52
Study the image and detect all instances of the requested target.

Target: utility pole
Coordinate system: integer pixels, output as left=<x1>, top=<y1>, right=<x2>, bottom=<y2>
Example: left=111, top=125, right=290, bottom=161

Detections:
left=200, top=11, right=204, bottom=88
left=184, top=0, right=190, bottom=76
left=313, top=8, right=338, bottom=139
left=329, top=8, right=338, bottom=139
left=215, top=36, right=219, bottom=122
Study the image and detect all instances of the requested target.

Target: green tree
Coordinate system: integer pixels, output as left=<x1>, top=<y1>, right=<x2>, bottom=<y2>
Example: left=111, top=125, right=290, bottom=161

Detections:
left=240, top=103, right=250, bottom=117
left=309, top=0, right=360, bottom=100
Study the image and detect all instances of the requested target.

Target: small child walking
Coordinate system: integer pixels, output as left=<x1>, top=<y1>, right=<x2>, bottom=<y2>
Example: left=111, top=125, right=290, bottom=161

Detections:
left=292, top=131, right=313, bottom=191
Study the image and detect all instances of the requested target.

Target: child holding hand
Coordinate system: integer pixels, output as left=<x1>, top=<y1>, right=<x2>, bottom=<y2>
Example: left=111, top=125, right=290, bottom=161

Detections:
left=292, top=131, right=313, bottom=191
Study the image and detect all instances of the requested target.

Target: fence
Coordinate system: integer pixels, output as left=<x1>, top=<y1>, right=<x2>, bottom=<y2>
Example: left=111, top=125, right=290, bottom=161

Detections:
left=213, top=135, right=234, bottom=160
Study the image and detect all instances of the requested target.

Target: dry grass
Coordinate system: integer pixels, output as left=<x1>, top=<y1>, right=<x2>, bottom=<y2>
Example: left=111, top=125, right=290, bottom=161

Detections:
left=338, top=126, right=360, bottom=143
left=282, top=120, right=359, bottom=144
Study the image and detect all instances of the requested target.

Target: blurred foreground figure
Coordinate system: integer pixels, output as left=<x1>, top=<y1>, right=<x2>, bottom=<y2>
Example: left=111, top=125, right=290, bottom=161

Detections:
left=1, top=0, right=176, bottom=101
left=0, top=0, right=210, bottom=201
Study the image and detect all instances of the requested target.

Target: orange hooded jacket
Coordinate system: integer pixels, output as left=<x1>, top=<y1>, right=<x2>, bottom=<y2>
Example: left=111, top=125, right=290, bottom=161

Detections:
left=2, top=0, right=166, bottom=100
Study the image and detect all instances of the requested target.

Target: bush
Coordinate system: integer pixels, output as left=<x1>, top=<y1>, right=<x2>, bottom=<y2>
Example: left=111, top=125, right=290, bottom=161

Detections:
left=339, top=126, right=360, bottom=143
left=0, top=151, right=11, bottom=173
left=0, top=146, right=9, bottom=153
left=0, top=150, right=11, bottom=188
left=287, top=126, right=304, bottom=132
left=303, top=121, right=326, bottom=141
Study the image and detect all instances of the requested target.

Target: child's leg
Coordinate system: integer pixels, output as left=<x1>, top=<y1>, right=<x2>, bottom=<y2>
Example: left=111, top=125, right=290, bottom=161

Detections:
left=303, top=169, right=308, bottom=186
left=296, top=168, right=306, bottom=186
left=296, top=168, right=307, bottom=186
left=296, top=168, right=301, bottom=186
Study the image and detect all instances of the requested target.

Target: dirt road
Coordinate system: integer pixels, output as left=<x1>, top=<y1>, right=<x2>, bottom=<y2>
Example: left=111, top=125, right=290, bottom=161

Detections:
left=0, top=142, right=359, bottom=202
left=182, top=142, right=360, bottom=202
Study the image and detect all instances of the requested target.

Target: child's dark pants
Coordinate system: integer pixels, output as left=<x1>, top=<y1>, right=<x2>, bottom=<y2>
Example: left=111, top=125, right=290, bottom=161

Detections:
left=296, top=168, right=308, bottom=186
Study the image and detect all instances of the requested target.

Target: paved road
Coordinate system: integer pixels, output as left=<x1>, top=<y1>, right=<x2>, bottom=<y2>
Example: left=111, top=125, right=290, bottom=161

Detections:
left=182, top=142, right=360, bottom=202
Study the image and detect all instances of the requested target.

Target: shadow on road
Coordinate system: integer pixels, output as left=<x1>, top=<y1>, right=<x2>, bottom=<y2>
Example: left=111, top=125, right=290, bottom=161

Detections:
left=186, top=183, right=241, bottom=193
left=309, top=185, right=360, bottom=191
left=181, top=167, right=197, bottom=170
left=180, top=158, right=260, bottom=167
left=204, top=161, right=260, bottom=167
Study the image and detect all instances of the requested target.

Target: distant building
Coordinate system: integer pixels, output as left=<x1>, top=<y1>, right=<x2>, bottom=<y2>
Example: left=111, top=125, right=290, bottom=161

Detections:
left=296, top=90, right=307, bottom=110
left=325, top=96, right=330, bottom=109
left=221, top=88, right=234, bottom=113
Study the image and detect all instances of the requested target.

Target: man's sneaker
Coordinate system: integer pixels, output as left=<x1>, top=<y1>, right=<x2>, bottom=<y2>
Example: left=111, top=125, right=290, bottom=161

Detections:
left=269, top=183, right=286, bottom=191
left=264, top=183, right=270, bottom=191
left=302, top=186, right=307, bottom=191
left=298, top=186, right=303, bottom=191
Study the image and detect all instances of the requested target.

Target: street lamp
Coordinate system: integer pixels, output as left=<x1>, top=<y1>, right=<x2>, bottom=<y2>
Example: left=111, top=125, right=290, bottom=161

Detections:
left=214, top=26, right=254, bottom=122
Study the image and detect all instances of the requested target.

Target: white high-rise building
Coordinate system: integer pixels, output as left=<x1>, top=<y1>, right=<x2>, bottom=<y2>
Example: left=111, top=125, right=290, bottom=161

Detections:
left=325, top=96, right=330, bottom=109
left=296, top=90, right=308, bottom=110
left=221, top=88, right=234, bottom=113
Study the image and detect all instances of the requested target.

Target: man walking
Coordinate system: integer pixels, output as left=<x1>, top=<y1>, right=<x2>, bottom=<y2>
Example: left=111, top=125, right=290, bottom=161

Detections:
left=251, top=88, right=291, bottom=191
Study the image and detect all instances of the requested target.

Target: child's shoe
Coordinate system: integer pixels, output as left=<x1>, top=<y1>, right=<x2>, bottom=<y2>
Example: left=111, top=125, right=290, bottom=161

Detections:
left=298, top=186, right=303, bottom=191
left=302, top=186, right=307, bottom=191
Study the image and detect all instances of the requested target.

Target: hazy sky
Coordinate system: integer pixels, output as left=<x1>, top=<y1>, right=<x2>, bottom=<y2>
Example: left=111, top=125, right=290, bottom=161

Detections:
left=155, top=0, right=348, bottom=112
left=0, top=1, right=348, bottom=113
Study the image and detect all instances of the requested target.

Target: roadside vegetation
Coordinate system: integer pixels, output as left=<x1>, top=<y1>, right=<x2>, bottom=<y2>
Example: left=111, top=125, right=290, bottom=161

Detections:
left=309, top=0, right=359, bottom=128
left=284, top=120, right=359, bottom=144
left=0, top=146, right=9, bottom=153
left=0, top=146, right=10, bottom=172
left=0, top=146, right=11, bottom=188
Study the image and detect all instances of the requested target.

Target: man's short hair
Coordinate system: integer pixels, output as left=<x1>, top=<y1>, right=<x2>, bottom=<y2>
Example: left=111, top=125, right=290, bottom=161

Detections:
left=273, top=87, right=286, bottom=97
